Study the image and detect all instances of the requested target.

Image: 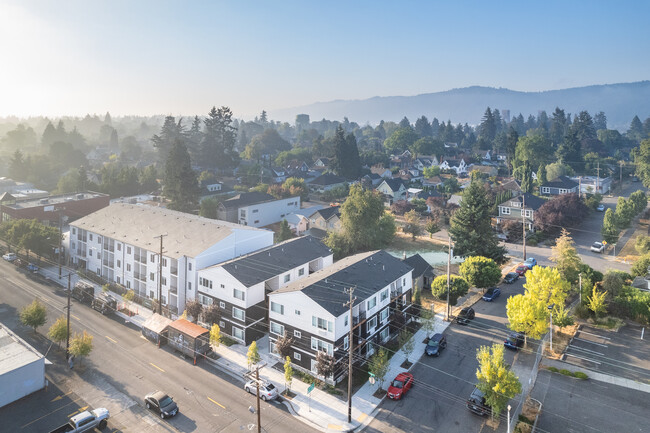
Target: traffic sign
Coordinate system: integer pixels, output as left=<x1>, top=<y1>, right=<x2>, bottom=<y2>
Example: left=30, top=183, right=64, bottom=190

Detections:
left=307, top=382, right=315, bottom=394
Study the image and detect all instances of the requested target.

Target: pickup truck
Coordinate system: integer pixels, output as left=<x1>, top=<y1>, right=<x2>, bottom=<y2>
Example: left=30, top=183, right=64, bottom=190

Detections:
left=49, top=408, right=109, bottom=433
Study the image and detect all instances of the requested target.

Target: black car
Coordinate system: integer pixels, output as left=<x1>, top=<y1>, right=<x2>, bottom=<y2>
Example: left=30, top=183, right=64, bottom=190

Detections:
left=504, top=332, right=525, bottom=350
left=467, top=387, right=490, bottom=416
left=456, top=307, right=475, bottom=325
left=145, top=391, right=178, bottom=419
left=425, top=333, right=447, bottom=356
left=503, top=272, right=519, bottom=284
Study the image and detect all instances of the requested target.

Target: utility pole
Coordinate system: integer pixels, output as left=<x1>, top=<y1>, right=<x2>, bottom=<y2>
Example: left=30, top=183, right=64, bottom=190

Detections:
left=154, top=234, right=167, bottom=315
left=522, top=194, right=527, bottom=261
left=343, top=287, right=356, bottom=424
left=446, top=237, right=452, bottom=321
left=620, top=161, right=624, bottom=194
left=578, top=176, right=582, bottom=199
left=596, top=161, right=600, bottom=194
left=65, top=273, right=72, bottom=361
left=579, top=273, right=582, bottom=304
left=243, top=363, right=266, bottom=433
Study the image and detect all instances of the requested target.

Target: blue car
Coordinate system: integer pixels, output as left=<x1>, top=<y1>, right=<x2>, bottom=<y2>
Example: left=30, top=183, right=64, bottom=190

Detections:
left=524, top=257, right=537, bottom=269
left=482, top=287, right=501, bottom=301
left=504, top=332, right=525, bottom=350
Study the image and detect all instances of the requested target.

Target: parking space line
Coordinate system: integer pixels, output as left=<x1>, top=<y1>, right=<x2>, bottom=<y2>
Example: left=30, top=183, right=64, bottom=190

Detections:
left=105, top=335, right=117, bottom=344
left=565, top=354, right=601, bottom=365
left=149, top=363, right=165, bottom=372
left=207, top=397, right=226, bottom=409
left=21, top=398, right=83, bottom=429
left=578, top=330, right=611, bottom=340
left=569, top=346, right=604, bottom=356
left=573, top=337, right=608, bottom=348
left=51, top=391, right=72, bottom=402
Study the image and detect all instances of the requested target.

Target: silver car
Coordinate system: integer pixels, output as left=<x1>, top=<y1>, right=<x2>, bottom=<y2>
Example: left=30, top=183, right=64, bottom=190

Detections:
left=244, top=380, right=278, bottom=401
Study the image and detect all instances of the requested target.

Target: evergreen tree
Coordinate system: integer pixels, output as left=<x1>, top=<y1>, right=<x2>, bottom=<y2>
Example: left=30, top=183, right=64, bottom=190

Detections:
left=9, top=150, right=26, bottom=180
left=109, top=129, right=118, bottom=149
left=201, top=106, right=239, bottom=171
left=537, top=163, right=547, bottom=185
left=431, top=118, right=440, bottom=137
left=479, top=107, right=496, bottom=143
left=164, top=140, right=199, bottom=212
left=152, top=116, right=186, bottom=164
left=520, top=161, right=533, bottom=193
left=537, top=110, right=549, bottom=133
left=601, top=208, right=619, bottom=244
left=104, top=111, right=112, bottom=125
left=187, top=115, right=203, bottom=163
left=505, top=127, right=518, bottom=164
left=629, top=115, right=644, bottom=142
left=414, top=115, right=433, bottom=137
left=556, top=128, right=583, bottom=171
left=41, top=121, right=57, bottom=148
left=449, top=177, right=506, bottom=263
left=572, top=111, right=597, bottom=141
left=550, top=107, right=568, bottom=146
left=398, top=117, right=411, bottom=129
left=593, top=111, right=607, bottom=131
left=259, top=110, right=268, bottom=125
left=277, top=219, right=293, bottom=242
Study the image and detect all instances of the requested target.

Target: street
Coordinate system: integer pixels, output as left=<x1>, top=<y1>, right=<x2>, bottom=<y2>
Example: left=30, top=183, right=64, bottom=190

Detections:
left=0, top=260, right=316, bottom=433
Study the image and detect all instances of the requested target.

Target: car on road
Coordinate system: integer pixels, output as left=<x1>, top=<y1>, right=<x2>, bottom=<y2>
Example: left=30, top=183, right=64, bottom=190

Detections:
left=49, top=408, right=110, bottom=432
left=245, top=380, right=278, bottom=401
left=515, top=265, right=528, bottom=276
left=466, top=387, right=489, bottom=416
left=2, top=252, right=16, bottom=262
left=144, top=391, right=178, bottom=419
left=482, top=287, right=501, bottom=302
left=496, top=233, right=508, bottom=241
left=387, top=372, right=414, bottom=400
left=596, top=204, right=605, bottom=212
left=503, top=272, right=519, bottom=284
left=591, top=242, right=605, bottom=253
left=26, top=263, right=39, bottom=272
left=456, top=306, right=475, bottom=325
left=504, top=332, right=525, bottom=350
left=425, top=333, right=447, bottom=356
left=524, top=257, right=537, bottom=269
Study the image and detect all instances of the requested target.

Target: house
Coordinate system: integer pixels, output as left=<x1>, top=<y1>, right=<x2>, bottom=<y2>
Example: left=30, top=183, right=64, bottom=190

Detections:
left=389, top=150, right=412, bottom=169
left=477, top=150, right=492, bottom=160
left=422, top=176, right=444, bottom=189
left=313, top=158, right=330, bottom=168
left=362, top=173, right=383, bottom=187
left=308, top=206, right=342, bottom=233
left=376, top=178, right=408, bottom=205
left=308, top=173, right=347, bottom=193
left=413, top=156, right=439, bottom=170
left=448, top=194, right=463, bottom=206
left=217, top=192, right=300, bottom=227
left=495, top=179, right=522, bottom=196
left=69, top=203, right=273, bottom=315
left=285, top=160, right=311, bottom=175
left=403, top=254, right=435, bottom=291
left=370, top=165, right=392, bottom=179
left=267, top=250, right=413, bottom=384
left=496, top=192, right=546, bottom=231
left=540, top=176, right=579, bottom=196
left=439, top=158, right=467, bottom=174
left=199, top=181, right=233, bottom=202
left=571, top=176, right=612, bottom=195
left=0, top=191, right=110, bottom=226
left=196, top=236, right=333, bottom=345
left=468, top=164, right=498, bottom=177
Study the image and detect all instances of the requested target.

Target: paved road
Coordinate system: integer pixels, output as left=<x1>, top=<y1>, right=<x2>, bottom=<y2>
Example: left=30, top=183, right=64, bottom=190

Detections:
left=366, top=277, right=539, bottom=433
left=0, top=261, right=316, bottom=433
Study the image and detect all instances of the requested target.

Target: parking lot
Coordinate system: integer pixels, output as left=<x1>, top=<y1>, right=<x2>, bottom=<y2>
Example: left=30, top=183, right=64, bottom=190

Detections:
left=563, top=324, right=650, bottom=383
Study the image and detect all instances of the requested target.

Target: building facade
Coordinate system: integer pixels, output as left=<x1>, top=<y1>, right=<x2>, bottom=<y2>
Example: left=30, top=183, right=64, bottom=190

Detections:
left=1, top=191, right=110, bottom=225
left=217, top=192, right=300, bottom=228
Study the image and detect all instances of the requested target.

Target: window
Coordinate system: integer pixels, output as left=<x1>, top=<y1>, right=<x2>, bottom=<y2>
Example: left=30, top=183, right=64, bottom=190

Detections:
left=240, top=210, right=246, bottom=218
left=97, top=236, right=102, bottom=243
left=294, top=352, right=301, bottom=361
left=127, top=246, right=131, bottom=254
left=199, top=278, right=213, bottom=289
left=298, top=268, right=305, bottom=277
left=270, top=321, right=284, bottom=335
left=161, top=277, right=167, bottom=286
left=381, top=289, right=388, bottom=302
left=162, top=258, right=167, bottom=267
left=311, top=337, right=333, bottom=355
left=271, top=302, right=284, bottom=315
left=126, top=264, right=131, bottom=272
left=117, top=243, right=121, bottom=251
left=294, top=309, right=301, bottom=316
left=72, top=228, right=76, bottom=234
left=367, top=297, right=377, bottom=310
left=126, top=281, right=131, bottom=289
left=501, top=207, right=511, bottom=215
left=294, top=330, right=301, bottom=338
left=380, top=327, right=389, bottom=342
left=254, top=220, right=259, bottom=224
left=220, top=284, right=225, bottom=288
left=220, top=301, right=225, bottom=309
left=219, top=321, right=225, bottom=328
left=367, top=316, right=377, bottom=332
left=524, top=210, right=532, bottom=218
left=188, top=282, right=192, bottom=290
left=542, top=187, right=550, bottom=194
left=150, top=272, right=154, bottom=281
left=89, top=250, right=93, bottom=257
left=117, top=276, right=120, bottom=284
left=150, top=254, right=155, bottom=262
left=559, top=188, right=567, bottom=194
left=252, top=209, right=258, bottom=213
left=284, top=274, right=290, bottom=283
left=232, top=327, right=244, bottom=341
left=312, top=316, right=332, bottom=331
left=188, top=263, right=192, bottom=271
left=233, top=307, right=245, bottom=321
left=344, top=336, right=349, bottom=350
left=233, top=288, right=245, bottom=301
left=149, top=291, right=154, bottom=298
left=89, top=234, right=93, bottom=241
left=344, top=315, right=348, bottom=326
left=380, top=308, right=389, bottom=323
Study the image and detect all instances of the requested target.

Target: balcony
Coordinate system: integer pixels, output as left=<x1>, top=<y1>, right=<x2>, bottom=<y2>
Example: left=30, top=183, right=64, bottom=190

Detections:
left=391, top=289, right=401, bottom=299
left=353, top=310, right=367, bottom=327
left=170, top=284, right=178, bottom=295
left=171, top=267, right=178, bottom=276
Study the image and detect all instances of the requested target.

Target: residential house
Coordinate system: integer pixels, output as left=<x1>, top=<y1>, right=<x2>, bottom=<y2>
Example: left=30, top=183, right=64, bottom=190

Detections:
left=495, top=179, right=522, bottom=197
left=447, top=194, right=463, bottom=206
left=308, top=206, right=342, bottom=235
left=313, top=158, right=330, bottom=168
left=308, top=173, right=347, bottom=193
left=413, top=156, right=439, bottom=171
left=422, top=176, right=444, bottom=189
left=268, top=167, right=287, bottom=183
left=267, top=250, right=414, bottom=383
left=439, top=158, right=467, bottom=174
left=571, top=176, right=612, bottom=195
left=196, top=236, right=333, bottom=345
left=477, top=150, right=492, bottom=161
left=540, top=176, right=579, bottom=196
left=403, top=253, right=435, bottom=291
left=389, top=150, right=412, bottom=169
left=496, top=192, right=546, bottom=231
left=376, top=178, right=408, bottom=205
left=285, top=160, right=311, bottom=176
left=283, top=205, right=325, bottom=235
left=217, top=192, right=300, bottom=227
left=361, top=173, right=383, bottom=187
left=370, top=165, right=393, bottom=179
left=68, top=203, right=273, bottom=315
left=468, top=164, right=498, bottom=177
left=199, top=182, right=233, bottom=203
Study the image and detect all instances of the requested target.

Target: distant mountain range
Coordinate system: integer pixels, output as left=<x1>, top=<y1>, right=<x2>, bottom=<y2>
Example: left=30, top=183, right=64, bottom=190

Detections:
left=268, top=81, right=650, bottom=130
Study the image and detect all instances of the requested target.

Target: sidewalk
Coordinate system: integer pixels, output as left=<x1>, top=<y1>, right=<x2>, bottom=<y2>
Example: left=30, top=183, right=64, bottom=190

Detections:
left=541, top=358, right=650, bottom=393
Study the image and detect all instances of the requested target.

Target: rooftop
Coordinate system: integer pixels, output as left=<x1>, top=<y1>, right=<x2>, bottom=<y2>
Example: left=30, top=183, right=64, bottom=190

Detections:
left=309, top=173, right=346, bottom=186
left=220, top=192, right=279, bottom=209
left=309, top=206, right=340, bottom=221
left=0, top=323, right=44, bottom=376
left=542, top=175, right=579, bottom=189
left=168, top=318, right=209, bottom=339
left=3, top=191, right=109, bottom=210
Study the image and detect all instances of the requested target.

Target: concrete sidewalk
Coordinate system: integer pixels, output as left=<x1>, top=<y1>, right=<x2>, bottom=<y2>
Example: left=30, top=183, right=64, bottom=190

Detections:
left=541, top=358, right=650, bottom=393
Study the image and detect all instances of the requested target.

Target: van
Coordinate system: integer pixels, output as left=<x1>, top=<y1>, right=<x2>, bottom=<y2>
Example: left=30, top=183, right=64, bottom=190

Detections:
left=467, top=387, right=490, bottom=416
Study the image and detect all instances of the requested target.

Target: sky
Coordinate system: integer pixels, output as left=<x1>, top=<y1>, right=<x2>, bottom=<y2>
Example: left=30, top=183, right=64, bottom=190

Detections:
left=0, top=0, right=648, bottom=119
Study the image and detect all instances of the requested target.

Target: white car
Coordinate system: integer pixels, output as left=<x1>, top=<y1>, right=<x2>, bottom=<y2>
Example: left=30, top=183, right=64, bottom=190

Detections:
left=2, top=253, right=16, bottom=262
left=591, top=242, right=605, bottom=253
left=244, top=380, right=278, bottom=401
left=596, top=204, right=605, bottom=212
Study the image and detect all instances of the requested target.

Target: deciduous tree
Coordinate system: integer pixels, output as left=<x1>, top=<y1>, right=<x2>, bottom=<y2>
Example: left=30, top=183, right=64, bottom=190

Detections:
left=284, top=356, right=293, bottom=392
left=185, top=300, right=203, bottom=323
left=402, top=210, right=422, bottom=240
left=475, top=344, right=522, bottom=421
left=20, top=299, right=47, bottom=333
left=315, top=350, right=336, bottom=379
left=48, top=316, right=68, bottom=347
left=274, top=332, right=294, bottom=359
left=459, top=256, right=501, bottom=292
left=368, top=348, right=390, bottom=388
left=247, top=341, right=261, bottom=369
left=431, top=275, right=470, bottom=306
left=399, top=330, right=415, bottom=363
left=588, top=287, right=608, bottom=317
left=601, top=208, right=619, bottom=244
left=550, top=229, right=582, bottom=286
left=69, top=330, right=93, bottom=365
left=210, top=324, right=221, bottom=347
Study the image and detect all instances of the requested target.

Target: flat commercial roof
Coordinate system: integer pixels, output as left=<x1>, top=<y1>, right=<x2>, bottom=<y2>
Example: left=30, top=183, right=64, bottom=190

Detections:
left=0, top=324, right=44, bottom=376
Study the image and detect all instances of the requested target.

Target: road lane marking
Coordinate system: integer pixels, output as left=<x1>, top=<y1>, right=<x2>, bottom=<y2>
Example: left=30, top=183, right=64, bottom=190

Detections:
left=569, top=345, right=604, bottom=356
left=207, top=397, right=225, bottom=409
left=106, top=335, right=117, bottom=343
left=51, top=391, right=72, bottom=402
left=356, top=413, right=368, bottom=423
left=150, top=362, right=165, bottom=372
left=71, top=314, right=81, bottom=321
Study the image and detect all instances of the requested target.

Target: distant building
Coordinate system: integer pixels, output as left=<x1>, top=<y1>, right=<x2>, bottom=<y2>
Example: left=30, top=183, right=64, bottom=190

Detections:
left=571, top=176, right=612, bottom=195
left=217, top=192, right=300, bottom=227
left=1, top=191, right=110, bottom=226
left=540, top=176, right=579, bottom=196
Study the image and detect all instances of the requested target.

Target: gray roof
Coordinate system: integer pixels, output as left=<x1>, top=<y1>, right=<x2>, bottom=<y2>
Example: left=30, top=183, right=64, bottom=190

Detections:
left=309, top=173, right=346, bottom=186
left=274, top=250, right=413, bottom=317
left=499, top=192, right=546, bottom=211
left=309, top=206, right=340, bottom=221
left=213, top=236, right=331, bottom=287
left=380, top=178, right=406, bottom=193
left=403, top=254, right=435, bottom=280
left=71, top=203, right=270, bottom=259
left=0, top=323, right=43, bottom=376
left=542, top=176, right=579, bottom=190
left=220, top=192, right=277, bottom=209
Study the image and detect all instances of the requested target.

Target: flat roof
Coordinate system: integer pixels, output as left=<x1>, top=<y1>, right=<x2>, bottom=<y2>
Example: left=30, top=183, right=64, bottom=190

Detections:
left=4, top=191, right=109, bottom=210
left=0, top=324, right=43, bottom=376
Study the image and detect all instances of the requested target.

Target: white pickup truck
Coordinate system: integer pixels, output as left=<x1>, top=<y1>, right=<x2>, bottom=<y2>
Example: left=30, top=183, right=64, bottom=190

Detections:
left=49, top=408, right=109, bottom=433
left=591, top=242, right=605, bottom=253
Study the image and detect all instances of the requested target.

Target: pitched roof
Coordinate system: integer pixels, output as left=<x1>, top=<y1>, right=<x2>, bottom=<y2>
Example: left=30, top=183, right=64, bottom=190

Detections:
left=220, top=192, right=277, bottom=209
left=498, top=179, right=522, bottom=192
left=273, top=250, right=413, bottom=317
left=213, top=236, right=331, bottom=287
left=167, top=318, right=209, bottom=339
left=403, top=254, right=435, bottom=279
left=380, top=178, right=406, bottom=192
left=309, top=173, right=347, bottom=186
left=499, top=192, right=546, bottom=211
left=542, top=175, right=579, bottom=189
left=309, top=205, right=340, bottom=221
left=71, top=203, right=270, bottom=259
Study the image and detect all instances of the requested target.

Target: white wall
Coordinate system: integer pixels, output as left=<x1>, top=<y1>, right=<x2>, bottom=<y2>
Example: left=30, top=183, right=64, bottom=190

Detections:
left=0, top=359, right=45, bottom=408
left=268, top=291, right=336, bottom=342
left=240, top=197, right=301, bottom=228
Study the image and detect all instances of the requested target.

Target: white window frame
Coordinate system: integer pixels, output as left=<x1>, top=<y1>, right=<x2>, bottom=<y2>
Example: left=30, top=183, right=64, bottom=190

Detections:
left=284, top=274, right=290, bottom=283
left=233, top=288, right=245, bottom=301
left=232, top=306, right=245, bottom=321
left=501, top=207, right=511, bottom=215
left=367, top=316, right=377, bottom=332
left=220, top=301, right=226, bottom=309
left=344, top=336, right=349, bottom=350
left=270, top=321, right=284, bottom=335
left=294, top=352, right=301, bottom=361
left=294, top=330, right=302, bottom=338
left=232, top=326, right=244, bottom=342
left=380, top=308, right=389, bottom=323
left=380, top=326, right=389, bottom=342
left=381, top=289, right=388, bottom=302
left=298, top=268, right=305, bottom=276
left=367, top=297, right=377, bottom=310
left=271, top=302, right=284, bottom=315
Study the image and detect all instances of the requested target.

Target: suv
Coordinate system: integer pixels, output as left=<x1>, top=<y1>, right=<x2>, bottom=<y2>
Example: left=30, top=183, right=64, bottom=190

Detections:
left=503, top=272, right=519, bottom=284
left=504, top=332, right=525, bottom=350
left=467, top=387, right=489, bottom=416
left=425, top=333, right=447, bottom=356
left=456, top=307, right=475, bottom=325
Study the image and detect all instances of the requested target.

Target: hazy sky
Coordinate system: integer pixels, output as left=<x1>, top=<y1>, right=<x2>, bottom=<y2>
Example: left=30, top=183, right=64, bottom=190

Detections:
left=1, top=0, right=648, bottom=118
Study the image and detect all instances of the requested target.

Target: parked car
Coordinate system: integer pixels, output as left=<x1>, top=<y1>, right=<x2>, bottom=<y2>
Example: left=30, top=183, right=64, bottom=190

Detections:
left=524, top=257, right=537, bottom=269
left=456, top=307, right=475, bottom=325
left=596, top=204, right=605, bottom=212
left=26, top=263, right=39, bottom=272
left=503, top=272, right=519, bottom=284
left=2, top=252, right=16, bottom=262
left=245, top=380, right=278, bottom=401
left=144, top=391, right=178, bottom=419
left=425, top=333, right=447, bottom=356
left=386, top=372, right=414, bottom=400
left=482, top=287, right=501, bottom=302
left=504, top=332, right=525, bottom=350
left=633, top=176, right=640, bottom=182
left=515, top=265, right=528, bottom=276
left=49, top=408, right=110, bottom=432
left=591, top=242, right=605, bottom=253
left=496, top=233, right=508, bottom=241
left=466, top=387, right=490, bottom=416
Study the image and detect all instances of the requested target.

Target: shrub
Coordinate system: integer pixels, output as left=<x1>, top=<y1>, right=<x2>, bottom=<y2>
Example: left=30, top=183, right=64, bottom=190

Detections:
left=560, top=369, right=573, bottom=376
left=547, top=366, right=559, bottom=372
left=575, top=304, right=591, bottom=319
left=573, top=371, right=589, bottom=380
left=518, top=414, right=533, bottom=425
left=635, top=235, right=650, bottom=254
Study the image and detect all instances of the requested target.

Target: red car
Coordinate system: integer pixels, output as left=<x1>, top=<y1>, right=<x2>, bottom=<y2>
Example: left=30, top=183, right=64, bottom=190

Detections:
left=386, top=372, right=414, bottom=400
left=515, top=265, right=528, bottom=276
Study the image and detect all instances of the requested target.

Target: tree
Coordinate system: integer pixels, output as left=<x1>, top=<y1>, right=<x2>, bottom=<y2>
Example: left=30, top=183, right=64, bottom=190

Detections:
left=368, top=348, right=390, bottom=388
left=478, top=107, right=496, bottom=143
left=514, top=133, right=551, bottom=170
left=537, top=163, right=547, bottom=185
left=399, top=330, right=415, bottom=364
left=48, top=316, right=69, bottom=348
left=283, top=177, right=309, bottom=202
left=424, top=218, right=439, bottom=238
left=383, top=128, right=419, bottom=154
left=588, top=287, right=608, bottom=317
left=632, top=253, right=650, bottom=276
left=414, top=116, right=432, bottom=137
left=431, top=275, right=470, bottom=306
left=535, top=194, right=589, bottom=235
left=629, top=190, right=648, bottom=215
left=628, top=115, right=644, bottom=142
left=602, top=271, right=625, bottom=298
left=203, top=303, right=220, bottom=325
left=276, top=220, right=293, bottom=242
left=247, top=341, right=261, bottom=369
left=122, top=289, right=135, bottom=313
left=199, top=197, right=219, bottom=219
left=185, top=300, right=203, bottom=323
left=315, top=350, right=336, bottom=378
left=201, top=106, right=240, bottom=170
left=550, top=229, right=582, bottom=286
left=422, top=165, right=441, bottom=178
left=69, top=330, right=94, bottom=365
left=594, top=111, right=607, bottom=131
left=475, top=344, right=522, bottom=421
left=20, top=299, right=47, bottom=333
left=635, top=139, right=650, bottom=187
left=210, top=324, right=221, bottom=347
left=152, top=116, right=186, bottom=164
left=420, top=307, right=436, bottom=336
left=602, top=208, right=619, bottom=244
left=284, top=356, right=293, bottom=393
left=274, top=332, right=294, bottom=358
left=402, top=210, right=422, bottom=240
left=164, top=140, right=199, bottom=212
left=449, top=178, right=506, bottom=263
left=459, top=256, right=501, bottom=292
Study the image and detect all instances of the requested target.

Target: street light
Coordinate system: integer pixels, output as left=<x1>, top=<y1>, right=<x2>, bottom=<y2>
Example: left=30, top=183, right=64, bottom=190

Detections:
left=548, top=304, right=555, bottom=353
left=507, top=404, right=511, bottom=433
